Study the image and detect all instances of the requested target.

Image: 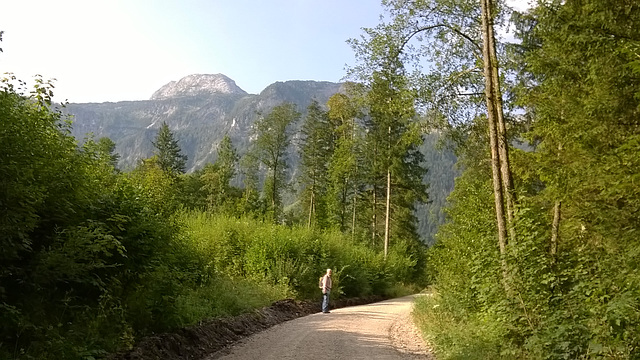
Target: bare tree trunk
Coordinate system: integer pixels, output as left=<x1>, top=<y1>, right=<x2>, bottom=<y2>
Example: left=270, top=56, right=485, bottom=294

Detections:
left=384, top=125, right=392, bottom=260
left=481, top=0, right=509, bottom=281
left=372, top=143, right=378, bottom=246
left=352, top=188, right=357, bottom=239
left=550, top=143, right=563, bottom=262
left=372, top=184, right=377, bottom=246
left=550, top=200, right=561, bottom=261
left=272, top=162, right=278, bottom=224
left=485, top=0, right=516, bottom=245
left=352, top=115, right=357, bottom=239
left=384, top=168, right=391, bottom=260
left=308, top=190, right=314, bottom=228
left=341, top=178, right=348, bottom=231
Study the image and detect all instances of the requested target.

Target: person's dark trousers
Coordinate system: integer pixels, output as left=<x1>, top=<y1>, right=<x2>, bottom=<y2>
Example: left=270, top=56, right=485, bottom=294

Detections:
left=322, top=291, right=330, bottom=313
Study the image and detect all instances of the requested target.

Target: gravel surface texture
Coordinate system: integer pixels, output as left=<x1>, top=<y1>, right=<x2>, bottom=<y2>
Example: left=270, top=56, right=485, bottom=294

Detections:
left=207, top=295, right=432, bottom=360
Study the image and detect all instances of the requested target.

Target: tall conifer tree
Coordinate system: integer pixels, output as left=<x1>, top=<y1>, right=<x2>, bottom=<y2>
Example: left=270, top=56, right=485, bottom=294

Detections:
left=152, top=121, right=187, bottom=175
left=366, top=68, right=427, bottom=258
left=327, top=93, right=361, bottom=232
left=298, top=100, right=332, bottom=228
left=201, top=134, right=238, bottom=210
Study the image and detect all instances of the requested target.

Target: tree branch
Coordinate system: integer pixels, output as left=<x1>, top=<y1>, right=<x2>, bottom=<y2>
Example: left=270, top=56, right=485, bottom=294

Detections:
left=397, top=23, right=483, bottom=59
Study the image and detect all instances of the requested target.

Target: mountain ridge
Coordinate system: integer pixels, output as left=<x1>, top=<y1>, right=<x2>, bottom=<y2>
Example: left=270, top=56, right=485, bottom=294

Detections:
left=150, top=73, right=248, bottom=100
left=67, top=74, right=343, bottom=172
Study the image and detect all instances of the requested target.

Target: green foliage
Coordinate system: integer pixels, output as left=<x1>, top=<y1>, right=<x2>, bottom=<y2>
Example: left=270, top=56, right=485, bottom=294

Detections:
left=175, top=169, right=208, bottom=210
left=237, top=152, right=264, bottom=216
left=96, top=136, right=120, bottom=169
left=415, top=134, right=458, bottom=245
left=0, top=77, right=181, bottom=359
left=214, top=134, right=239, bottom=189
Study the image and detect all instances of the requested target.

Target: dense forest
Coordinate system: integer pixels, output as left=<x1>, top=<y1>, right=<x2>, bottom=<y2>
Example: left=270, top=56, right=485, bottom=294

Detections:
left=2, top=0, right=640, bottom=358
left=347, top=0, right=640, bottom=358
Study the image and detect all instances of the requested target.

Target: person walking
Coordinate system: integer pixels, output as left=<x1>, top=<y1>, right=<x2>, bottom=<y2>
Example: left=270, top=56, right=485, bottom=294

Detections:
left=320, top=268, right=332, bottom=313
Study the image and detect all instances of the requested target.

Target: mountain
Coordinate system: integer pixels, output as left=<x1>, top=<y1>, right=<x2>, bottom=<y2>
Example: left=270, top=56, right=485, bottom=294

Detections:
left=67, top=74, right=343, bottom=171
left=150, top=74, right=247, bottom=100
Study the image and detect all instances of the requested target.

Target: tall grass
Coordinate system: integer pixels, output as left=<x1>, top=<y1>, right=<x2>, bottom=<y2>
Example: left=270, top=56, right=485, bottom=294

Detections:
left=413, top=292, right=518, bottom=360
left=178, top=210, right=424, bottom=302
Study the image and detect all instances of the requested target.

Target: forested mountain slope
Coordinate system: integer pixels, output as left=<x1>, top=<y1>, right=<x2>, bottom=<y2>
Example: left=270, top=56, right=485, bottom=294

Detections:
left=66, top=74, right=457, bottom=244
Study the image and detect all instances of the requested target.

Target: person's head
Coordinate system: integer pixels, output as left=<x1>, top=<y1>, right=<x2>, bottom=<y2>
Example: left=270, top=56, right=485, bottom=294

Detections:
left=326, top=268, right=332, bottom=276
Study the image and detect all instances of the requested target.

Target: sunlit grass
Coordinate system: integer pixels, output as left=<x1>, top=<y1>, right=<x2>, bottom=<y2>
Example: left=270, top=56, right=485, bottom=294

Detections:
left=174, top=276, right=293, bottom=327
left=413, top=291, right=519, bottom=360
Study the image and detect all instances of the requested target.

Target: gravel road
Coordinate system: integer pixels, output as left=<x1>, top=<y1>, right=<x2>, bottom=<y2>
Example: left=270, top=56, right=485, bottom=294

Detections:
left=206, top=295, right=432, bottom=360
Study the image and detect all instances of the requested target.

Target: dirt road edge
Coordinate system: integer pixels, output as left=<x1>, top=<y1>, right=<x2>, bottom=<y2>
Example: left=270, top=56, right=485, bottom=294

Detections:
left=107, top=296, right=386, bottom=360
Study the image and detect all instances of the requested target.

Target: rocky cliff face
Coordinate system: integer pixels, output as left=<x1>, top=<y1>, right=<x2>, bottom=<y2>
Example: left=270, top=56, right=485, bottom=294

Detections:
left=150, top=74, right=247, bottom=100
left=67, top=74, right=343, bottom=172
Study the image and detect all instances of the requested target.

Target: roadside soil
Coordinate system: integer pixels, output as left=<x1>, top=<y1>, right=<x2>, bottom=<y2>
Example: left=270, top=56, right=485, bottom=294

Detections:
left=108, top=296, right=393, bottom=360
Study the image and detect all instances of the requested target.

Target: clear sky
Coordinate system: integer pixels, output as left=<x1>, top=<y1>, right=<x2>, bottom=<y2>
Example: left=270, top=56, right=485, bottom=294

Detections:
left=0, top=0, right=386, bottom=103
left=1, top=0, right=529, bottom=104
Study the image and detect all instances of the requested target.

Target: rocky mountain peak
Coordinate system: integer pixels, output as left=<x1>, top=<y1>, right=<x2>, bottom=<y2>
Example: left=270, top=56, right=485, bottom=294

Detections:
left=150, top=74, right=247, bottom=100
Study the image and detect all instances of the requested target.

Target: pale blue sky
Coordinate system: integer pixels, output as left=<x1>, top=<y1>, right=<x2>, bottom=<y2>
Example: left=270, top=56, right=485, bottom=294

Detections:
left=0, top=0, right=385, bottom=103
left=1, top=0, right=529, bottom=103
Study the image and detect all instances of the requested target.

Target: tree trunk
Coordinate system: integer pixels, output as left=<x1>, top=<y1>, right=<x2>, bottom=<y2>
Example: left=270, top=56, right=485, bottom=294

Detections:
left=481, top=0, right=509, bottom=281
left=351, top=115, right=357, bottom=239
left=341, top=178, right=348, bottom=231
left=485, top=0, right=517, bottom=245
left=372, top=184, right=377, bottom=246
left=550, top=200, right=561, bottom=258
left=384, top=124, right=392, bottom=260
left=384, top=168, right=391, bottom=260
left=372, top=142, right=378, bottom=246
left=308, top=189, right=314, bottom=228
left=272, top=161, right=278, bottom=223
left=352, top=188, right=357, bottom=239
left=550, top=143, right=563, bottom=262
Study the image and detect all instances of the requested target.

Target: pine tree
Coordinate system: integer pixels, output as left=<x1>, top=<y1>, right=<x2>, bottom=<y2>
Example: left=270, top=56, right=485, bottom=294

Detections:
left=298, top=100, right=332, bottom=228
left=201, top=134, right=238, bottom=210
left=152, top=121, right=187, bottom=175
left=238, top=151, right=262, bottom=216
left=96, top=137, right=120, bottom=170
